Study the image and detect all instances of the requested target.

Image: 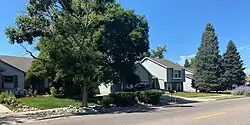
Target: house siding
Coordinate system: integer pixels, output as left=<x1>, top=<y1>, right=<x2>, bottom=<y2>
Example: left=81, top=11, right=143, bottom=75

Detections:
left=0, top=61, right=25, bottom=89
left=166, top=82, right=183, bottom=91
left=184, top=77, right=195, bottom=92
left=165, top=68, right=185, bottom=91
left=134, top=64, right=153, bottom=88
left=98, top=63, right=153, bottom=95
left=184, top=70, right=196, bottom=92
left=167, top=68, right=185, bottom=82
left=141, top=59, right=167, bottom=90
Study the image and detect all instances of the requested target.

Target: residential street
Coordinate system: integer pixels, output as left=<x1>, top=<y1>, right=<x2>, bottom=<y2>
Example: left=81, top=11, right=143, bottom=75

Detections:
left=23, top=97, right=250, bottom=125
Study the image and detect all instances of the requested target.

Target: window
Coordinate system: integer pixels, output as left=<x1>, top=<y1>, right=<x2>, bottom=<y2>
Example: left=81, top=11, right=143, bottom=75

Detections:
left=173, top=70, right=182, bottom=79
left=177, top=83, right=181, bottom=90
left=3, top=76, right=14, bottom=82
left=166, top=83, right=172, bottom=90
left=139, top=80, right=149, bottom=84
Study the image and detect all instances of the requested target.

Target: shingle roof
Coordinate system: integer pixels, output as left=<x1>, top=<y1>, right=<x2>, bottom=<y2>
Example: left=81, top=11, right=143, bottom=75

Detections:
left=0, top=55, right=34, bottom=72
left=150, top=58, right=184, bottom=69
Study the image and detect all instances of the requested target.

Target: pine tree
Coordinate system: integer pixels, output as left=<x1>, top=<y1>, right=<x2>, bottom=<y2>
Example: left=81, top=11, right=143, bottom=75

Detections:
left=221, top=40, right=246, bottom=89
left=184, top=59, right=190, bottom=68
left=193, top=23, right=222, bottom=92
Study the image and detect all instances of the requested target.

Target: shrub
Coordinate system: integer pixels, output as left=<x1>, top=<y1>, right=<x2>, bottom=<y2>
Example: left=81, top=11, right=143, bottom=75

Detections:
left=27, top=87, right=33, bottom=97
left=58, top=87, right=64, bottom=96
left=33, top=90, right=38, bottom=97
left=232, top=86, right=250, bottom=96
left=102, top=96, right=114, bottom=107
left=13, top=88, right=26, bottom=97
left=0, top=91, right=19, bottom=106
left=109, top=92, right=136, bottom=107
left=102, top=90, right=163, bottom=107
left=50, top=87, right=57, bottom=96
left=135, top=90, right=162, bottom=105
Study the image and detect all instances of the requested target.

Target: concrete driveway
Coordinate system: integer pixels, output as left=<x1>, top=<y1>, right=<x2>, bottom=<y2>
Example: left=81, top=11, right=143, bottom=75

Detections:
left=21, top=97, right=250, bottom=125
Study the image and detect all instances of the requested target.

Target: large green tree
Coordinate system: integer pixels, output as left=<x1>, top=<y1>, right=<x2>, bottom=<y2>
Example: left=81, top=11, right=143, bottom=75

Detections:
left=150, top=45, right=167, bottom=59
left=5, top=0, right=149, bottom=106
left=221, top=40, right=246, bottom=89
left=193, top=23, right=222, bottom=92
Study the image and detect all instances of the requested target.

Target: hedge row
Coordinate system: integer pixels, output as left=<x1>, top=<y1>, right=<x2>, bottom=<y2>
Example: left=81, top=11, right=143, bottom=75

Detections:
left=102, top=90, right=162, bottom=107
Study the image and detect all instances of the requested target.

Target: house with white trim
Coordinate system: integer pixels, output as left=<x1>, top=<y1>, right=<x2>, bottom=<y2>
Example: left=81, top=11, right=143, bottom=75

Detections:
left=140, top=57, right=185, bottom=91
left=98, top=57, right=196, bottom=95
left=0, top=55, right=49, bottom=93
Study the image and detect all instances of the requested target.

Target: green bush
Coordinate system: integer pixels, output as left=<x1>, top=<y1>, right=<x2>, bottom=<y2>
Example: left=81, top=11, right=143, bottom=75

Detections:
left=135, top=90, right=162, bottom=105
left=33, top=90, right=38, bottom=97
left=50, top=87, right=57, bottom=96
left=102, top=96, right=114, bottom=107
left=27, top=87, right=33, bottom=97
left=58, top=87, right=64, bottom=96
left=104, top=90, right=163, bottom=107
left=0, top=91, right=19, bottom=106
left=109, top=92, right=136, bottom=107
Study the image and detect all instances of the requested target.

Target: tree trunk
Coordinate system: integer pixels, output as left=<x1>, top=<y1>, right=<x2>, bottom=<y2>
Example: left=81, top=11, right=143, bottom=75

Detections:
left=120, top=73, right=127, bottom=92
left=82, top=85, right=88, bottom=107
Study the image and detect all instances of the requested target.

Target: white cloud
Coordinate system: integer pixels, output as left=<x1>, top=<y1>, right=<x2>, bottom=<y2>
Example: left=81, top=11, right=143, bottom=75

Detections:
left=239, top=45, right=250, bottom=51
left=177, top=54, right=196, bottom=66
left=245, top=68, right=250, bottom=75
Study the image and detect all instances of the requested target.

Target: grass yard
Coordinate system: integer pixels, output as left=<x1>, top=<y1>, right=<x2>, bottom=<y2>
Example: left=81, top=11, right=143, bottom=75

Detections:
left=18, top=96, right=82, bottom=109
left=166, top=92, right=229, bottom=98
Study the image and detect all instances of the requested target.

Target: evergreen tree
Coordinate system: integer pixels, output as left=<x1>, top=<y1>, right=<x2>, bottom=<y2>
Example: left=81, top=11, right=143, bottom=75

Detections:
left=193, top=23, right=222, bottom=92
left=221, top=40, right=246, bottom=89
left=189, top=57, right=197, bottom=69
left=184, top=59, right=190, bottom=68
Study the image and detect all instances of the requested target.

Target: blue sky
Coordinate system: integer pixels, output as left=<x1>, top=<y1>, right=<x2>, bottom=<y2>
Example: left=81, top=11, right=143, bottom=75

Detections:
left=1, top=0, right=250, bottom=74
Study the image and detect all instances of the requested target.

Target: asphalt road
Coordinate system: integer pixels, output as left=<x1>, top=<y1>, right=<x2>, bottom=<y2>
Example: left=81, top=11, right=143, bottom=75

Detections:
left=24, top=97, right=250, bottom=125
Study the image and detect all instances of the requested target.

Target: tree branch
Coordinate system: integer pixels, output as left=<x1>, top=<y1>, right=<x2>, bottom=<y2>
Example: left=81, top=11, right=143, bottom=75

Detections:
left=20, top=44, right=38, bottom=59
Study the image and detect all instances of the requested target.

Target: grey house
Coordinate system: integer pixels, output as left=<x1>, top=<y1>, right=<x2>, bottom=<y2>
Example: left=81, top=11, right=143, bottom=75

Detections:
left=98, top=62, right=154, bottom=95
left=140, top=57, right=185, bottom=92
left=0, top=55, right=49, bottom=93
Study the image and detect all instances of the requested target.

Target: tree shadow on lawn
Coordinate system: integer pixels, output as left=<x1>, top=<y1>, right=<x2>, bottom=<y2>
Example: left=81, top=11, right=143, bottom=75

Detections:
left=55, top=94, right=102, bottom=104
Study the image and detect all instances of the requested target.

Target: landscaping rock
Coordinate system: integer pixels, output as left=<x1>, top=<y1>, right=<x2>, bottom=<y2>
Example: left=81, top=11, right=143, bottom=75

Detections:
left=13, top=105, right=39, bottom=113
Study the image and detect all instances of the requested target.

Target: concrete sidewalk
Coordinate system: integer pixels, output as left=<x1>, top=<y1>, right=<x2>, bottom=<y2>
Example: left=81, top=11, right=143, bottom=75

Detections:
left=0, top=104, right=12, bottom=114
left=162, top=94, right=243, bottom=104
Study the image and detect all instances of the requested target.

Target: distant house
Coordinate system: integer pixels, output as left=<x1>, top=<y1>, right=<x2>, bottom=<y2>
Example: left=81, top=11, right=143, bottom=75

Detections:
left=140, top=57, right=195, bottom=92
left=184, top=69, right=196, bottom=92
left=245, top=76, right=250, bottom=86
left=98, top=62, right=154, bottom=96
left=140, top=57, right=185, bottom=91
left=0, top=55, right=49, bottom=93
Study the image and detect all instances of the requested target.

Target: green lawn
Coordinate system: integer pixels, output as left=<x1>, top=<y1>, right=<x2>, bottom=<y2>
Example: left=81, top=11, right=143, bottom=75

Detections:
left=18, top=96, right=82, bottom=109
left=165, top=92, right=229, bottom=98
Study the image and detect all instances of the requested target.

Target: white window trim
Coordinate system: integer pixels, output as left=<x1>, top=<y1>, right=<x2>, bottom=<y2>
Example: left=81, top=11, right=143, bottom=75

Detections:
left=173, top=70, right=182, bottom=79
left=3, top=76, right=14, bottom=83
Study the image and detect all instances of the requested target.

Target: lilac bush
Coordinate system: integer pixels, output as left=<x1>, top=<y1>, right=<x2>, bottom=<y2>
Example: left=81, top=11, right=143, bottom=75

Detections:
left=232, top=86, right=250, bottom=96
